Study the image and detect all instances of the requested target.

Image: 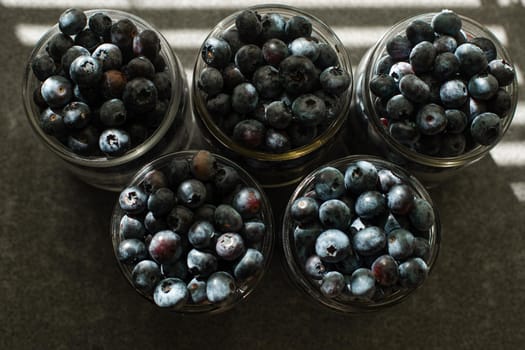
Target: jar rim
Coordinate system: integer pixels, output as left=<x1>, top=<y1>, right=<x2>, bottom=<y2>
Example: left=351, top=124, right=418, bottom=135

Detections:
left=22, top=9, right=186, bottom=168
left=281, top=154, right=441, bottom=312
left=192, top=4, right=353, bottom=162
left=361, top=12, right=518, bottom=169
left=111, top=150, right=275, bottom=314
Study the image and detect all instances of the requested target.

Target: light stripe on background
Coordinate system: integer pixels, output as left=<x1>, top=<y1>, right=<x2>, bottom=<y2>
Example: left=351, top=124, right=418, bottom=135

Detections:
left=510, top=182, right=525, bottom=202
left=0, top=0, right=482, bottom=9
left=511, top=103, right=525, bottom=125
left=490, top=141, right=525, bottom=167
left=496, top=0, right=525, bottom=6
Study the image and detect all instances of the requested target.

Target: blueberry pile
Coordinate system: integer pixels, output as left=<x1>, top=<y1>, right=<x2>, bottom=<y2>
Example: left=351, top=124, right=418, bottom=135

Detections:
left=115, top=151, right=269, bottom=309
left=31, top=8, right=173, bottom=157
left=197, top=9, right=351, bottom=153
left=369, top=9, right=515, bottom=156
left=289, top=160, right=435, bottom=301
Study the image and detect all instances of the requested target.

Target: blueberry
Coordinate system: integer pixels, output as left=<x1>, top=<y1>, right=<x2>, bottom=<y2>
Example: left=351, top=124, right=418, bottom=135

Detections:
left=252, top=65, right=282, bottom=99
left=433, top=35, right=457, bottom=53
left=234, top=44, right=263, bottom=77
left=176, top=179, right=207, bottom=209
left=63, top=101, right=91, bottom=129
left=133, top=29, right=161, bottom=61
left=198, top=67, right=223, bottom=96
left=119, top=214, right=145, bottom=240
left=232, top=82, right=259, bottom=114
left=187, top=277, right=207, bottom=304
left=320, top=66, right=350, bottom=96
left=66, top=126, right=99, bottom=155
left=303, top=255, right=327, bottom=280
left=124, top=56, right=155, bottom=80
left=99, top=128, right=130, bottom=156
left=220, top=28, right=243, bottom=55
left=408, top=198, right=435, bottom=231
left=288, top=37, right=319, bottom=62
left=419, top=74, right=441, bottom=103
left=131, top=259, right=161, bottom=293
left=439, top=79, right=468, bottom=108
left=61, top=46, right=90, bottom=78
left=143, top=169, right=168, bottom=194
left=470, top=112, right=501, bottom=145
left=468, top=73, right=499, bottom=100
left=207, top=93, right=232, bottom=117
left=285, top=16, right=312, bottom=41
left=110, top=19, right=138, bottom=53
left=148, top=230, right=182, bottom=264
left=488, top=59, right=515, bottom=87
left=153, top=71, right=172, bottom=100
left=201, top=37, right=232, bottom=69
left=232, top=187, right=262, bottom=219
left=74, top=29, right=101, bottom=53
left=40, top=108, right=66, bottom=138
left=409, top=41, right=436, bottom=74
left=315, top=43, right=339, bottom=70
left=212, top=165, right=240, bottom=196
left=432, top=10, right=462, bottom=36
left=406, top=20, right=435, bottom=45
left=117, top=238, right=147, bottom=264
left=31, top=53, right=57, bottom=81
left=370, top=74, right=397, bottom=100
left=389, top=121, right=420, bottom=146
left=206, top=271, right=236, bottom=303
left=232, top=119, right=265, bottom=149
left=294, top=223, right=323, bottom=262
left=376, top=55, right=395, bottom=75
left=413, top=237, right=431, bottom=262
left=454, top=43, right=487, bottom=78
left=279, top=55, right=318, bottom=95
left=352, top=226, right=386, bottom=256
left=292, top=94, right=326, bottom=126
left=355, top=190, right=387, bottom=220
left=187, top=220, right=215, bottom=249
left=349, top=268, right=376, bottom=298
left=318, top=199, right=352, bottom=231
left=88, top=12, right=112, bottom=38
left=344, top=160, right=378, bottom=194
left=291, top=197, right=319, bottom=225
left=41, top=75, right=73, bottom=108
left=314, top=166, right=345, bottom=201
left=320, top=271, right=345, bottom=298
left=69, top=56, right=102, bottom=86
left=416, top=103, right=447, bottom=135
left=214, top=204, right=243, bottom=233
left=433, top=52, right=459, bottom=81
left=467, top=97, right=488, bottom=122
left=264, top=100, right=292, bottom=129
left=242, top=221, right=266, bottom=243
left=98, top=98, right=126, bottom=127
left=371, top=255, right=399, bottom=286
left=287, top=123, right=318, bottom=147
left=445, top=109, right=468, bottom=134
left=235, top=10, right=262, bottom=43
left=399, top=74, right=430, bottom=104
left=335, top=253, right=361, bottom=275
left=387, top=184, right=414, bottom=215
left=440, top=133, right=466, bottom=156
left=386, top=35, right=412, bottom=61
left=186, top=249, right=218, bottom=277
left=144, top=211, right=168, bottom=234
left=153, top=278, right=188, bottom=309
left=470, top=37, right=497, bottom=62
left=59, top=8, right=87, bottom=36
left=167, top=205, right=194, bottom=235
left=388, top=228, right=415, bottom=260
left=389, top=62, right=414, bottom=84
left=101, top=69, right=127, bottom=100
left=119, top=186, right=147, bottom=214
left=398, top=257, right=428, bottom=287
left=122, top=78, right=157, bottom=113
left=147, top=187, right=175, bottom=217
left=315, top=229, right=350, bottom=263
left=46, top=33, right=74, bottom=61
left=215, top=232, right=245, bottom=261
left=386, top=94, right=414, bottom=121
left=260, top=13, right=286, bottom=41
left=488, top=88, right=512, bottom=117
left=234, top=248, right=264, bottom=280
left=191, top=150, right=218, bottom=181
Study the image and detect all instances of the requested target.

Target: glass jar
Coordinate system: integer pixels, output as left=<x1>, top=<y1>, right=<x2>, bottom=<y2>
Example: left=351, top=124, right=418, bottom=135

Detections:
left=192, top=4, right=353, bottom=188
left=352, top=12, right=518, bottom=186
left=281, top=155, right=440, bottom=312
left=22, top=9, right=196, bottom=191
left=111, top=150, right=274, bottom=314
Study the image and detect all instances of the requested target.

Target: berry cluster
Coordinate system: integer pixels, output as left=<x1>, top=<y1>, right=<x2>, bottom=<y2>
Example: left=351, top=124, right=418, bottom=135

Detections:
left=116, top=151, right=268, bottom=309
left=369, top=9, right=515, bottom=156
left=31, top=8, right=173, bottom=157
left=289, top=160, right=435, bottom=301
left=197, top=10, right=351, bottom=153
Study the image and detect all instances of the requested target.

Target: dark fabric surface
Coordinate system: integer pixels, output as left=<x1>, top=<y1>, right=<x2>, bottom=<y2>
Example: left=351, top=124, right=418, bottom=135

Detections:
left=2, top=1, right=525, bottom=349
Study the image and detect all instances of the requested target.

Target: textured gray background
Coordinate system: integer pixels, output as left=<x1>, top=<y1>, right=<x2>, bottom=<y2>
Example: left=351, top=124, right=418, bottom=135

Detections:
left=1, top=1, right=525, bottom=349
